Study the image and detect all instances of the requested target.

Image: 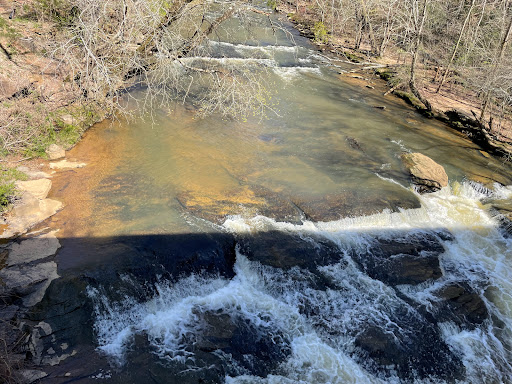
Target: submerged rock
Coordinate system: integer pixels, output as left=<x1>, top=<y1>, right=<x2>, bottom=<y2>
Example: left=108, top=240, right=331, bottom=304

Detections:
left=401, top=152, right=448, bottom=193
left=49, top=160, right=86, bottom=170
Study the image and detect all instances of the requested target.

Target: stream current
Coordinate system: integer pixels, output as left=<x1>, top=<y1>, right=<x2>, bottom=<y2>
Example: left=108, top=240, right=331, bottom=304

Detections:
left=32, top=8, right=512, bottom=384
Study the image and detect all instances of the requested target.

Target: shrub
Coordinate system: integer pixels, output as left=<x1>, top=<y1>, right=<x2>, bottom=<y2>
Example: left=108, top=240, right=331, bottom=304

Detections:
left=312, top=21, right=328, bottom=43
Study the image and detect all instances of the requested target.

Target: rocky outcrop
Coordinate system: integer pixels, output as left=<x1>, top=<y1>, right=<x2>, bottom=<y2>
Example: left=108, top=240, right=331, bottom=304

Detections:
left=401, top=152, right=449, bottom=193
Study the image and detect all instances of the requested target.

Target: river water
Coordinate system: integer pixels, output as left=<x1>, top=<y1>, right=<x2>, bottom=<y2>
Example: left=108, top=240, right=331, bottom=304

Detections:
left=32, top=7, right=512, bottom=384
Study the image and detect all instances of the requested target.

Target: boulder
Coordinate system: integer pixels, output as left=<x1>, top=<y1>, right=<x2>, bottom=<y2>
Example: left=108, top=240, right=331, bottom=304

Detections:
left=401, top=152, right=448, bottom=193
left=15, top=179, right=52, bottom=199
left=46, top=144, right=65, bottom=160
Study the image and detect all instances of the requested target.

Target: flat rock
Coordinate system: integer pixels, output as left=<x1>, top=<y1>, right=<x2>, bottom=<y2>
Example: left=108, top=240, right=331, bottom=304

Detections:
left=19, top=369, right=48, bottom=383
left=1, top=195, right=63, bottom=239
left=0, top=261, right=59, bottom=307
left=15, top=179, right=52, bottom=199
left=401, top=152, right=448, bottom=193
left=46, top=144, right=66, bottom=160
left=49, top=160, right=86, bottom=170
left=17, top=166, right=52, bottom=180
left=8, top=231, right=60, bottom=266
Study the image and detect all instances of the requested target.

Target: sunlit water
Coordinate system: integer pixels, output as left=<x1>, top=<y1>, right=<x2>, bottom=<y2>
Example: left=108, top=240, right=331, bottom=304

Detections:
left=37, top=8, right=512, bottom=384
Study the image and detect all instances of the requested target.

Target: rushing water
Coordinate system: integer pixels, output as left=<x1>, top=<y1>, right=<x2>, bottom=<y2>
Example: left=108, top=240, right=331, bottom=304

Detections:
left=32, top=7, right=512, bottom=384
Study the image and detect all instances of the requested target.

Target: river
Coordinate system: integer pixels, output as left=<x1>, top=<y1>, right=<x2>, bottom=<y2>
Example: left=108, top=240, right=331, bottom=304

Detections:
left=28, top=7, right=512, bottom=384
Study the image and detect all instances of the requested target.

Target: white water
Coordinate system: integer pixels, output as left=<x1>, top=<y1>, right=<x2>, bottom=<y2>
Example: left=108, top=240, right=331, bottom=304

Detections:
left=89, top=181, right=512, bottom=383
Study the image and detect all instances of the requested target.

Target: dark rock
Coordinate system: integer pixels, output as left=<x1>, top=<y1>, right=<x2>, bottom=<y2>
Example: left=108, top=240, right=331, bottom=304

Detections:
left=193, top=309, right=291, bottom=377
left=346, top=136, right=364, bottom=151
left=351, top=231, right=448, bottom=285
left=355, top=323, right=464, bottom=382
left=291, top=191, right=420, bottom=222
left=238, top=230, right=342, bottom=270
left=434, top=282, right=489, bottom=327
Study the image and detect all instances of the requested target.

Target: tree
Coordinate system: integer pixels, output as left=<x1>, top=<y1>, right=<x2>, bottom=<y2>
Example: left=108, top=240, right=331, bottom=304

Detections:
left=46, top=0, right=280, bottom=119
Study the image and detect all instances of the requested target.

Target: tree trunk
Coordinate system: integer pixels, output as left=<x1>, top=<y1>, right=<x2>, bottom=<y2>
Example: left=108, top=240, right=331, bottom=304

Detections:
left=409, top=0, right=433, bottom=111
left=480, top=9, right=512, bottom=122
left=436, top=0, right=475, bottom=93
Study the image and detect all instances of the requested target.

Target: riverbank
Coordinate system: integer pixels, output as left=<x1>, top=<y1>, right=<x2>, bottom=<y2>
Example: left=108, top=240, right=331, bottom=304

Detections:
left=275, top=1, right=512, bottom=161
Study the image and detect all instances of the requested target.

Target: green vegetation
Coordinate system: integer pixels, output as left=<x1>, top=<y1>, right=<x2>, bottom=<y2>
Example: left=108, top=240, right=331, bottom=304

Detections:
left=312, top=21, right=328, bottom=43
left=0, top=166, right=27, bottom=212
left=394, top=90, right=425, bottom=110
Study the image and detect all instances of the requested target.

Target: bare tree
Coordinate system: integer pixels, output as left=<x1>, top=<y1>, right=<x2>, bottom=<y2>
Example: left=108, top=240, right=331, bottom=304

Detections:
left=46, top=0, right=281, bottom=120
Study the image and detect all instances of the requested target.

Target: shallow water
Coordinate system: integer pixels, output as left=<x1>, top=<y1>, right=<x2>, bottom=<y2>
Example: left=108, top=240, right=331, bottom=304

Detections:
left=33, top=9, right=512, bottom=384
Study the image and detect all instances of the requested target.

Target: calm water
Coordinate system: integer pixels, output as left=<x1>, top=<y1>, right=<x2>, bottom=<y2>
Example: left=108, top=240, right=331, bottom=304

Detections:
left=34, top=9, right=512, bottom=384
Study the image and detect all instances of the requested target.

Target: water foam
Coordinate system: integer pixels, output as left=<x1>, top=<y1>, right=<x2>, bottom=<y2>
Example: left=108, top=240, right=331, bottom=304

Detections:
left=90, top=181, right=512, bottom=383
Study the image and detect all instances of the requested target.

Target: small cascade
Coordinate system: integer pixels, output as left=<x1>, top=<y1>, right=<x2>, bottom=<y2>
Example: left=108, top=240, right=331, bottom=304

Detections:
left=89, top=181, right=512, bottom=383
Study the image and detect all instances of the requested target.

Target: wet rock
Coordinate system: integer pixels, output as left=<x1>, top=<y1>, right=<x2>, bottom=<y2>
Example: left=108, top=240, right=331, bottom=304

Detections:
left=346, top=136, right=363, bottom=151
left=239, top=230, right=342, bottom=270
left=177, top=185, right=301, bottom=224
left=291, top=191, right=420, bottom=223
left=46, top=144, right=65, bottom=160
left=401, top=152, right=448, bottom=193
left=7, top=231, right=60, bottom=266
left=15, top=179, right=52, bottom=200
left=434, top=282, right=488, bottom=327
left=194, top=309, right=291, bottom=377
left=49, top=160, right=86, bottom=170
left=351, top=231, right=447, bottom=285
left=485, top=199, right=512, bottom=237
left=355, top=323, right=463, bottom=382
